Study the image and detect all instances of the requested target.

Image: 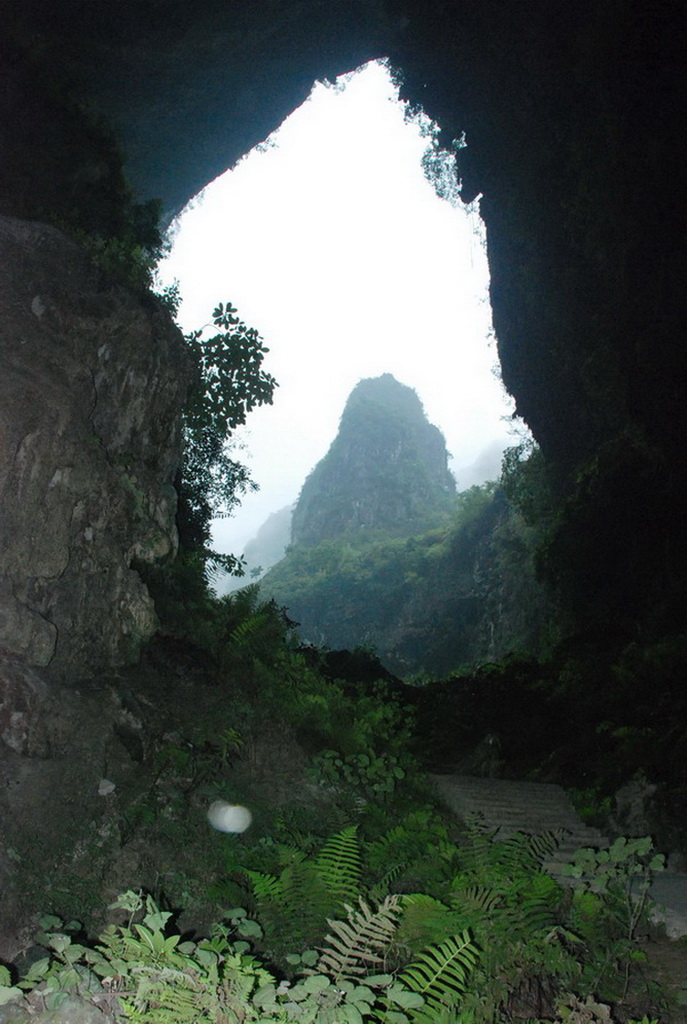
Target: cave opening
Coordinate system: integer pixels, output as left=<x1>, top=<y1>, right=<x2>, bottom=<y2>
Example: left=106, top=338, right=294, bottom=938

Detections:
left=156, top=59, right=518, bottom=580
left=3, top=4, right=687, bottom=990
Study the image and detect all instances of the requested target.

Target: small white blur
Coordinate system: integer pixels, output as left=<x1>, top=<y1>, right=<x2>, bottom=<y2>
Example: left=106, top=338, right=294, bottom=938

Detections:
left=207, top=800, right=253, bottom=833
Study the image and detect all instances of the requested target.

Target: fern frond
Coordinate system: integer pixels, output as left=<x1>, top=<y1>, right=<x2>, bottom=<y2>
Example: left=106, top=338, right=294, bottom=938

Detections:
left=279, top=861, right=322, bottom=916
left=499, top=870, right=561, bottom=936
left=122, top=965, right=207, bottom=1021
left=462, top=813, right=497, bottom=838
left=498, top=829, right=562, bottom=874
left=456, top=817, right=499, bottom=873
left=274, top=842, right=308, bottom=868
left=399, top=930, right=480, bottom=1017
left=314, top=894, right=402, bottom=984
left=244, top=870, right=282, bottom=903
left=366, top=825, right=416, bottom=898
left=274, top=821, right=319, bottom=855
left=458, top=885, right=504, bottom=913
left=314, top=825, right=361, bottom=905
left=366, top=823, right=412, bottom=865
left=452, top=870, right=561, bottom=937
left=230, top=611, right=269, bottom=649
left=396, top=894, right=462, bottom=954
left=368, top=861, right=407, bottom=902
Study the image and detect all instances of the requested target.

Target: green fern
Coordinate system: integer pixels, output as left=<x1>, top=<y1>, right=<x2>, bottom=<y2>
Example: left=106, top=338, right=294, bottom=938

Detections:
left=229, top=610, right=270, bottom=649
left=273, top=842, right=309, bottom=868
left=450, top=829, right=563, bottom=938
left=245, top=870, right=282, bottom=903
left=395, top=893, right=462, bottom=956
left=365, top=813, right=459, bottom=903
left=366, top=823, right=415, bottom=867
left=365, top=824, right=414, bottom=899
left=456, top=822, right=562, bottom=882
left=497, top=829, right=563, bottom=874
left=315, top=825, right=362, bottom=905
left=506, top=870, right=561, bottom=934
left=450, top=868, right=562, bottom=946
left=452, top=826, right=563, bottom=899
left=243, top=830, right=363, bottom=959
left=279, top=861, right=323, bottom=919
left=314, top=895, right=403, bottom=984
left=368, top=860, right=407, bottom=903
left=246, top=829, right=361, bottom=918
left=455, top=815, right=499, bottom=871
left=119, top=965, right=206, bottom=1022
left=443, top=827, right=575, bottom=1023
left=399, top=930, right=480, bottom=1019
left=459, top=884, right=504, bottom=914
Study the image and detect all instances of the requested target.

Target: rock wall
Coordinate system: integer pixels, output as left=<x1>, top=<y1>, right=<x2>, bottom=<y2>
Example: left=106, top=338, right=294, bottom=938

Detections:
left=0, top=216, right=188, bottom=676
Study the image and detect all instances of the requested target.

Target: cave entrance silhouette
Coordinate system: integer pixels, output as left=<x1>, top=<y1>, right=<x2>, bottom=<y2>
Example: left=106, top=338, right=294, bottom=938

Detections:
left=158, top=59, right=514, bottom=570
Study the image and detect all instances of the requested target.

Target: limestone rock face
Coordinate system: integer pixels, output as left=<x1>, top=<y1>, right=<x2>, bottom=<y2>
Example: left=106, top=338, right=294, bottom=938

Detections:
left=292, top=374, right=456, bottom=546
left=0, top=647, right=48, bottom=756
left=0, top=216, right=187, bottom=675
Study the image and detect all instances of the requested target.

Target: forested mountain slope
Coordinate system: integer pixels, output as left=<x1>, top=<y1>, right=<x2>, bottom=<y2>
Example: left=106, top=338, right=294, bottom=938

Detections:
left=261, top=377, right=546, bottom=674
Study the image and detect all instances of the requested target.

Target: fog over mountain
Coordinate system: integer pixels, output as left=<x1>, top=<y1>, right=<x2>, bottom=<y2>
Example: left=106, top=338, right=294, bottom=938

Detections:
left=258, top=373, right=545, bottom=674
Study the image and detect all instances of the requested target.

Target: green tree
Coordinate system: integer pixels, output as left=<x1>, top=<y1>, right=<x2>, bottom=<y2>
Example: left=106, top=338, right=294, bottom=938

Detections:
left=178, top=301, right=277, bottom=577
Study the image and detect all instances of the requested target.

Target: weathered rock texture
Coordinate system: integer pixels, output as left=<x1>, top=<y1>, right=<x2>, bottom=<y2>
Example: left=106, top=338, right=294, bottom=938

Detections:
left=2, top=0, right=686, bottom=644
left=0, top=648, right=49, bottom=756
left=0, top=216, right=187, bottom=675
left=0, top=636, right=317, bottom=963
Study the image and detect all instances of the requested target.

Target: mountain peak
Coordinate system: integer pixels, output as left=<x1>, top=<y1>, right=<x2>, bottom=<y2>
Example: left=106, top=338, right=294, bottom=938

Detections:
left=291, top=374, right=456, bottom=546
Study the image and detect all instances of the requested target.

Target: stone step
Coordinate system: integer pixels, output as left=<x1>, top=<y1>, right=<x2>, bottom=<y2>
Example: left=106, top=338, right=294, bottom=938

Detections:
left=430, top=774, right=609, bottom=868
left=429, top=774, right=687, bottom=939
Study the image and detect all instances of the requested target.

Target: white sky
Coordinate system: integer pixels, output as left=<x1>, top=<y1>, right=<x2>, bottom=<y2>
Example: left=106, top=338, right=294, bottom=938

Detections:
left=157, top=60, right=517, bottom=556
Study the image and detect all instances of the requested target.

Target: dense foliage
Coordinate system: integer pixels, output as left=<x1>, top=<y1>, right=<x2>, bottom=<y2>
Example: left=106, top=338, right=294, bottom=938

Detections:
left=262, top=481, right=548, bottom=676
left=1, top=823, right=669, bottom=1022
left=4, top=423, right=681, bottom=1023
left=178, top=301, right=277, bottom=569
left=6, top=560, right=675, bottom=1020
left=141, top=298, right=277, bottom=619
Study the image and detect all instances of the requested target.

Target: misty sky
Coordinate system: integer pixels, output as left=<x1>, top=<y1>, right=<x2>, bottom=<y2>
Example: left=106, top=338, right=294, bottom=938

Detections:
left=157, top=60, right=518, bottom=556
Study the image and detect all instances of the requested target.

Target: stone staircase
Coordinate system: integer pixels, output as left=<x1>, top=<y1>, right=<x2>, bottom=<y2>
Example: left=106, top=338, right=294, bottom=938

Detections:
left=429, top=774, right=687, bottom=938
left=430, top=774, right=608, bottom=873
